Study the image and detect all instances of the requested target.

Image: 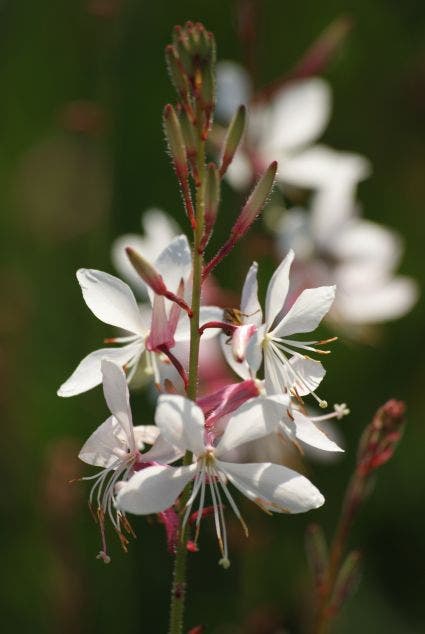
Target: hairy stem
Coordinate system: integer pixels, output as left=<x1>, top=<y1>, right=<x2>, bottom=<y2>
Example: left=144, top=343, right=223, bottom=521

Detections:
left=168, top=140, right=206, bottom=634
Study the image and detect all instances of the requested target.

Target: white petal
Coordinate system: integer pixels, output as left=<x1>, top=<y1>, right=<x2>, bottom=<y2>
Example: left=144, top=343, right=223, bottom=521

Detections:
left=140, top=434, right=184, bottom=465
left=335, top=276, right=418, bottom=324
left=289, top=410, right=343, bottom=452
left=217, top=461, right=324, bottom=513
left=240, top=262, right=263, bottom=326
left=331, top=219, right=402, bottom=271
left=225, top=151, right=253, bottom=191
left=221, top=333, right=251, bottom=380
left=101, top=360, right=134, bottom=449
left=79, top=416, right=123, bottom=468
left=77, top=269, right=146, bottom=334
left=216, top=395, right=290, bottom=455
left=216, top=60, right=252, bottom=122
left=132, top=425, right=160, bottom=449
left=280, top=145, right=371, bottom=192
left=284, top=356, right=326, bottom=396
left=265, top=250, right=294, bottom=329
left=116, top=464, right=196, bottom=515
left=155, top=394, right=205, bottom=455
left=245, top=328, right=264, bottom=375
left=264, top=78, right=331, bottom=153
left=271, top=285, right=335, bottom=337
left=153, top=235, right=192, bottom=298
left=57, top=343, right=140, bottom=397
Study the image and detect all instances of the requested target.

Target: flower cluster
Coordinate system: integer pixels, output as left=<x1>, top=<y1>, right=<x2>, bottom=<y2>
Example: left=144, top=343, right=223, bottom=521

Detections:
left=59, top=22, right=350, bottom=569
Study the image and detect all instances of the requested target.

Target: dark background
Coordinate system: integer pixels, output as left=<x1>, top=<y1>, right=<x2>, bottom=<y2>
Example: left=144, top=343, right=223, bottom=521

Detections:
left=1, top=1, right=424, bottom=632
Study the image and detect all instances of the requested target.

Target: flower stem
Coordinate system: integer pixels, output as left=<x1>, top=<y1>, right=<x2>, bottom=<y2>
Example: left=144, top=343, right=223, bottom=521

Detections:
left=168, top=140, right=206, bottom=634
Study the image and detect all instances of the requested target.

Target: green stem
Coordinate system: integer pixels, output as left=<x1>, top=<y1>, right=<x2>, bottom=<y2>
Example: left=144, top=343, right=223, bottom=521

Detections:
left=168, top=141, right=206, bottom=634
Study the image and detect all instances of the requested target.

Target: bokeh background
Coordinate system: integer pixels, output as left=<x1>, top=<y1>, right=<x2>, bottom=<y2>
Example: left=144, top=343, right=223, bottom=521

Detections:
left=1, top=1, right=424, bottom=632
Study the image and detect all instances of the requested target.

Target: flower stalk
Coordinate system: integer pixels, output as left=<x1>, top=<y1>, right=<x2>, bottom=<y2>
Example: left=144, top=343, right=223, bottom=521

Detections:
left=310, top=399, right=406, bottom=634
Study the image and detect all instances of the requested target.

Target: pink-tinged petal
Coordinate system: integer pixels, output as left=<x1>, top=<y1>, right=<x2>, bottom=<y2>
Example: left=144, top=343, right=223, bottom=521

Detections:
left=198, top=379, right=260, bottom=427
left=79, top=416, right=123, bottom=468
left=115, top=464, right=196, bottom=515
left=216, top=395, right=290, bottom=456
left=271, top=285, right=335, bottom=337
left=220, top=334, right=251, bottom=380
left=232, top=323, right=257, bottom=362
left=240, top=262, right=263, bottom=326
left=155, top=394, right=205, bottom=455
left=265, top=250, right=294, bottom=329
left=140, top=433, right=184, bottom=465
left=146, top=294, right=175, bottom=351
left=132, top=425, right=160, bottom=450
left=289, top=411, right=343, bottom=452
left=217, top=461, right=324, bottom=513
left=77, top=269, right=146, bottom=334
left=57, top=343, right=140, bottom=397
left=101, top=360, right=134, bottom=446
left=265, top=78, right=331, bottom=153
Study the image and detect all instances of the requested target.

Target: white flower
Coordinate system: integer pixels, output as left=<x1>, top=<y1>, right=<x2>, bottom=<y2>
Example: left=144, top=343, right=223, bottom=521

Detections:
left=79, top=360, right=161, bottom=562
left=216, top=61, right=369, bottom=194
left=116, top=393, right=324, bottom=567
left=111, top=209, right=179, bottom=297
left=58, top=235, right=222, bottom=396
left=222, top=251, right=336, bottom=406
left=276, top=186, right=418, bottom=327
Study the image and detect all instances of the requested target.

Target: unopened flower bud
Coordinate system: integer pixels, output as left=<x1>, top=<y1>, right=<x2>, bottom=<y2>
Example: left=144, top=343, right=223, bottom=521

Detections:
left=165, top=45, right=190, bottom=98
left=200, top=163, right=220, bottom=251
left=219, top=105, right=246, bottom=176
left=232, top=160, right=277, bottom=237
left=329, top=550, right=362, bottom=616
left=125, top=247, right=167, bottom=295
left=163, top=104, right=188, bottom=178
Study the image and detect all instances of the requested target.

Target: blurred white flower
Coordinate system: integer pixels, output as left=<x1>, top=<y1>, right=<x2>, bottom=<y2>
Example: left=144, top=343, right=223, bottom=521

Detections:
left=275, top=186, right=419, bottom=327
left=216, top=61, right=369, bottom=193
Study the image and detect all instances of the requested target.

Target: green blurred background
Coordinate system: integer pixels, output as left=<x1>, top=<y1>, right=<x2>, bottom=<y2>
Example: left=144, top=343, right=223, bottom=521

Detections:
left=1, top=1, right=424, bottom=632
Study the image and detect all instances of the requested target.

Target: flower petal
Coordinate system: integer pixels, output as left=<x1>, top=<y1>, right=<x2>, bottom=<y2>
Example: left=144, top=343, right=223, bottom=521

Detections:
left=216, top=60, right=252, bottom=122
left=132, top=425, right=160, bottom=450
left=79, top=416, right=123, bottom=468
left=279, top=145, right=371, bottom=192
left=216, top=395, right=290, bottom=455
left=155, top=394, right=205, bottom=455
left=77, top=269, right=146, bottom=334
left=116, top=464, right=196, bottom=515
left=153, top=235, right=192, bottom=298
left=57, top=343, right=140, bottom=397
left=288, top=410, right=343, bottom=452
left=240, top=262, right=263, bottom=326
left=101, top=360, right=134, bottom=448
left=217, top=461, right=324, bottom=513
left=265, top=250, right=294, bottom=329
left=221, top=333, right=251, bottom=380
left=265, top=78, right=331, bottom=153
left=271, top=285, right=335, bottom=337
left=140, top=434, right=184, bottom=465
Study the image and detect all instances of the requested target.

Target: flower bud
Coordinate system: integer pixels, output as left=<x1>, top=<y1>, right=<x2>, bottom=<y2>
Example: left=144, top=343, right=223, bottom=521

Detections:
left=125, top=247, right=167, bottom=295
left=329, top=550, right=362, bottom=616
left=232, top=160, right=277, bottom=237
left=200, top=162, right=221, bottom=250
left=219, top=105, right=246, bottom=176
left=163, top=104, right=188, bottom=178
left=165, top=45, right=190, bottom=98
